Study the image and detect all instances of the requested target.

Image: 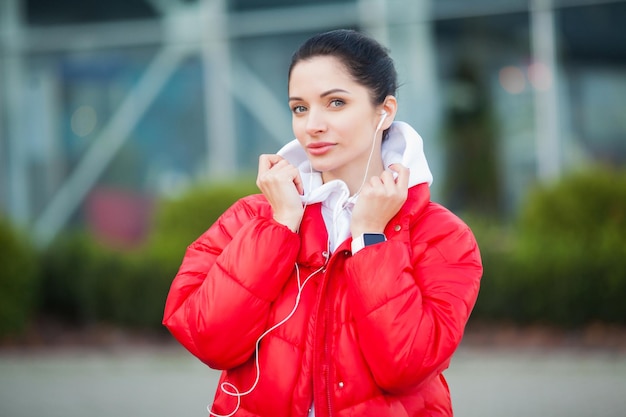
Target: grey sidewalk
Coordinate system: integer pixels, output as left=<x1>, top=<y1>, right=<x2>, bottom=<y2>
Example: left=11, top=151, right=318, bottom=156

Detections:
left=447, top=347, right=626, bottom=417
left=1, top=344, right=625, bottom=417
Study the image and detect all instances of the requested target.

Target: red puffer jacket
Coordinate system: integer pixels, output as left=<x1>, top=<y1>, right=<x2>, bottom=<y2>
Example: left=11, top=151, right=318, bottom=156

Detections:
left=163, top=183, right=482, bottom=417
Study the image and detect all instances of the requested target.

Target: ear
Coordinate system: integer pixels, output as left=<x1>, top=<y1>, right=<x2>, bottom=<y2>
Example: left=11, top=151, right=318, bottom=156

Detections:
left=379, top=95, right=398, bottom=130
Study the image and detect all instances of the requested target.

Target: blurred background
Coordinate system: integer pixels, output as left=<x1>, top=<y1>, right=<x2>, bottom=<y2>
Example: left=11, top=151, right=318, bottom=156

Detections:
left=1, top=0, right=625, bottom=416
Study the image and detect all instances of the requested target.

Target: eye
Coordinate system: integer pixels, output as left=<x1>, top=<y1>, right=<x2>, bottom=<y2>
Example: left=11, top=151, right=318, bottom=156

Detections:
left=329, top=99, right=345, bottom=108
left=292, top=105, right=307, bottom=114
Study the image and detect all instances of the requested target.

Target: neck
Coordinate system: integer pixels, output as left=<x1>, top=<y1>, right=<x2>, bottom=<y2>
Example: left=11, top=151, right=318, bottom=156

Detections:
left=322, top=155, right=385, bottom=196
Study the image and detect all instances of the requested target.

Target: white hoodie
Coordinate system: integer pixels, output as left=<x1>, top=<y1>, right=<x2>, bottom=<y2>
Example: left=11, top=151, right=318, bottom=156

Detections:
left=277, top=121, right=433, bottom=253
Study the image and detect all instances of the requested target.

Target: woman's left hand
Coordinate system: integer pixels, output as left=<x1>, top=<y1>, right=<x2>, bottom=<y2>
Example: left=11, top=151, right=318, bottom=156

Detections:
left=351, top=164, right=409, bottom=237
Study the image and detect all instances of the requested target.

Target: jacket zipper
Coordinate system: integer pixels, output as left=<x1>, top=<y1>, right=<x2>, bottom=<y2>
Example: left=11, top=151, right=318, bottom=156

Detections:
left=324, top=296, right=332, bottom=417
left=323, top=258, right=335, bottom=417
left=311, top=248, right=334, bottom=417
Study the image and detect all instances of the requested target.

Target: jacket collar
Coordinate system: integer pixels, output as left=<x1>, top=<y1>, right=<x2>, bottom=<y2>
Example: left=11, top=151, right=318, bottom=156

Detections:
left=296, top=203, right=329, bottom=267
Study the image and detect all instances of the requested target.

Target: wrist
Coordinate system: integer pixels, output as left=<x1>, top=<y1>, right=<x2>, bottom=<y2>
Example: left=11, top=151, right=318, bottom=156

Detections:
left=351, top=224, right=385, bottom=238
left=273, top=213, right=302, bottom=233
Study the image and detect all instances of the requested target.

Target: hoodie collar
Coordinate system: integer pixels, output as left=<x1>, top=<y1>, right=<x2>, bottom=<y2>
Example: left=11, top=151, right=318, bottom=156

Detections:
left=276, top=121, right=433, bottom=206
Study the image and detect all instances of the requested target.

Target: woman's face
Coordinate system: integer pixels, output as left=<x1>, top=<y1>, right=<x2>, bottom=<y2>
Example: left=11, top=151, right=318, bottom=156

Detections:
left=288, top=55, right=385, bottom=185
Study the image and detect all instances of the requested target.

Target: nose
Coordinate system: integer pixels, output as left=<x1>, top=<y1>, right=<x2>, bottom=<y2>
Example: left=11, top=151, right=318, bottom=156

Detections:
left=305, top=110, right=327, bottom=136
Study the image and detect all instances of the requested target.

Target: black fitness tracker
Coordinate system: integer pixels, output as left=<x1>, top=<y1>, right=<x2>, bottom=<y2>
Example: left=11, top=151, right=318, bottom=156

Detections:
left=352, top=232, right=387, bottom=253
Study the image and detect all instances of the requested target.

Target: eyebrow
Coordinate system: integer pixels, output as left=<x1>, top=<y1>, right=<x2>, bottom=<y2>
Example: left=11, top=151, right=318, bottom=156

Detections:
left=288, top=88, right=350, bottom=102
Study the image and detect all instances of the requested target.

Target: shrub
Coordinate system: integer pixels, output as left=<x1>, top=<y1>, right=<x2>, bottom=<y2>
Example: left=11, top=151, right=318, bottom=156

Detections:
left=37, top=179, right=259, bottom=330
left=514, top=166, right=626, bottom=326
left=146, top=178, right=258, bottom=268
left=466, top=165, right=626, bottom=327
left=140, top=178, right=259, bottom=328
left=101, top=251, right=175, bottom=329
left=461, top=215, right=529, bottom=323
left=39, top=232, right=174, bottom=330
left=0, top=218, right=39, bottom=338
left=39, top=232, right=121, bottom=324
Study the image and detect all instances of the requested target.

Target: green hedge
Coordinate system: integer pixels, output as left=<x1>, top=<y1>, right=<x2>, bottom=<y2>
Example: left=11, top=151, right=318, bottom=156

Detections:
left=5, top=169, right=625, bottom=337
left=514, top=166, right=626, bottom=326
left=36, top=179, right=259, bottom=331
left=146, top=178, right=259, bottom=267
left=461, top=216, right=528, bottom=323
left=0, top=219, right=39, bottom=338
left=38, top=232, right=187, bottom=330
left=470, top=165, right=626, bottom=327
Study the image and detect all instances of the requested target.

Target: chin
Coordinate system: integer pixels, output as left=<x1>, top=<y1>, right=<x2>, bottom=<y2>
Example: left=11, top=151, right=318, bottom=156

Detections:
left=308, top=159, right=335, bottom=174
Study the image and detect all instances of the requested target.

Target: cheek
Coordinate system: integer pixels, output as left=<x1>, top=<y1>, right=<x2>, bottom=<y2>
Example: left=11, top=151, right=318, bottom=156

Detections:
left=334, top=112, right=367, bottom=137
left=292, top=118, right=306, bottom=139
left=336, top=121, right=366, bottom=148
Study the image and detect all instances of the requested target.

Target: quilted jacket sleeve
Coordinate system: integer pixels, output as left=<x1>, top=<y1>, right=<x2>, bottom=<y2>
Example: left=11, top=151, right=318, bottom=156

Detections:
left=344, top=204, right=482, bottom=393
left=162, top=196, right=300, bottom=370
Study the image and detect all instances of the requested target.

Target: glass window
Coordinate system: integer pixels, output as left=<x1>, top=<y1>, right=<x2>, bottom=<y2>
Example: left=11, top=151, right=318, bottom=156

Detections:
left=26, top=0, right=158, bottom=25
left=434, top=11, right=532, bottom=215
left=558, top=1, right=626, bottom=166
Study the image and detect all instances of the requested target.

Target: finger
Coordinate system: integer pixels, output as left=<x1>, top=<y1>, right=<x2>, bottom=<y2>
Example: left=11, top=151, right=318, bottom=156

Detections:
left=270, top=159, right=291, bottom=170
left=257, top=155, right=271, bottom=187
left=258, top=154, right=285, bottom=172
left=292, top=172, right=305, bottom=195
left=379, top=170, right=397, bottom=186
left=388, top=163, right=410, bottom=188
left=367, top=175, right=384, bottom=188
left=258, top=154, right=273, bottom=174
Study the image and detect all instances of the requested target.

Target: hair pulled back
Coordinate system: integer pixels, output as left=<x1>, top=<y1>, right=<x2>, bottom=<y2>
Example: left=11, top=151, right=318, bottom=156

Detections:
left=289, top=29, right=397, bottom=105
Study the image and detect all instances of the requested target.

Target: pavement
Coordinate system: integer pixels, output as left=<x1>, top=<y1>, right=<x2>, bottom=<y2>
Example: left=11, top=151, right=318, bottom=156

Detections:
left=1, top=341, right=625, bottom=417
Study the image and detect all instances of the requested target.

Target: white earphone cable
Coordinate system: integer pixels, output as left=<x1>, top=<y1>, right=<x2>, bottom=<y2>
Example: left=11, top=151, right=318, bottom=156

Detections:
left=208, top=261, right=326, bottom=417
left=207, top=157, right=326, bottom=417
left=208, top=113, right=384, bottom=415
left=345, top=112, right=387, bottom=206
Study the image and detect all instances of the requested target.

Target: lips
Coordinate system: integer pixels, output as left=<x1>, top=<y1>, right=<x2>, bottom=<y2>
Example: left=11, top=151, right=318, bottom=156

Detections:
left=307, top=142, right=335, bottom=156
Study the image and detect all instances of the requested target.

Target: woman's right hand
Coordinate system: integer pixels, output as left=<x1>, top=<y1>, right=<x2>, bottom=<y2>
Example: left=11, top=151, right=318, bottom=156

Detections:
left=256, top=154, right=305, bottom=233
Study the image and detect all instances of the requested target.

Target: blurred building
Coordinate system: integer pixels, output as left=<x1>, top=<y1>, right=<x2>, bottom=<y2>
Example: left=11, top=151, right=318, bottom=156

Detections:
left=1, top=0, right=625, bottom=247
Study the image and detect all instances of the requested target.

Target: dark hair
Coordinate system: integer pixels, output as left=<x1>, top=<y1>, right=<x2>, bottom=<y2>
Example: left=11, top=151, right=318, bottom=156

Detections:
left=289, top=29, right=397, bottom=105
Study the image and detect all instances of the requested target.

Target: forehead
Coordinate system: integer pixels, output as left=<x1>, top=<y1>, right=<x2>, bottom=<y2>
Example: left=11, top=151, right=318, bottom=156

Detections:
left=288, top=55, right=359, bottom=94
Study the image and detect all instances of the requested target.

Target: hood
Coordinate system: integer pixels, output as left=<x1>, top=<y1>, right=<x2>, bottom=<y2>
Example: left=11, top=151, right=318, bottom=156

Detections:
left=277, top=121, right=433, bottom=204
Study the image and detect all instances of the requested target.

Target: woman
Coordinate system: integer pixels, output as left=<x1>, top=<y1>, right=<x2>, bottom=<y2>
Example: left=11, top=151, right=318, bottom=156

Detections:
left=163, top=29, right=482, bottom=417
